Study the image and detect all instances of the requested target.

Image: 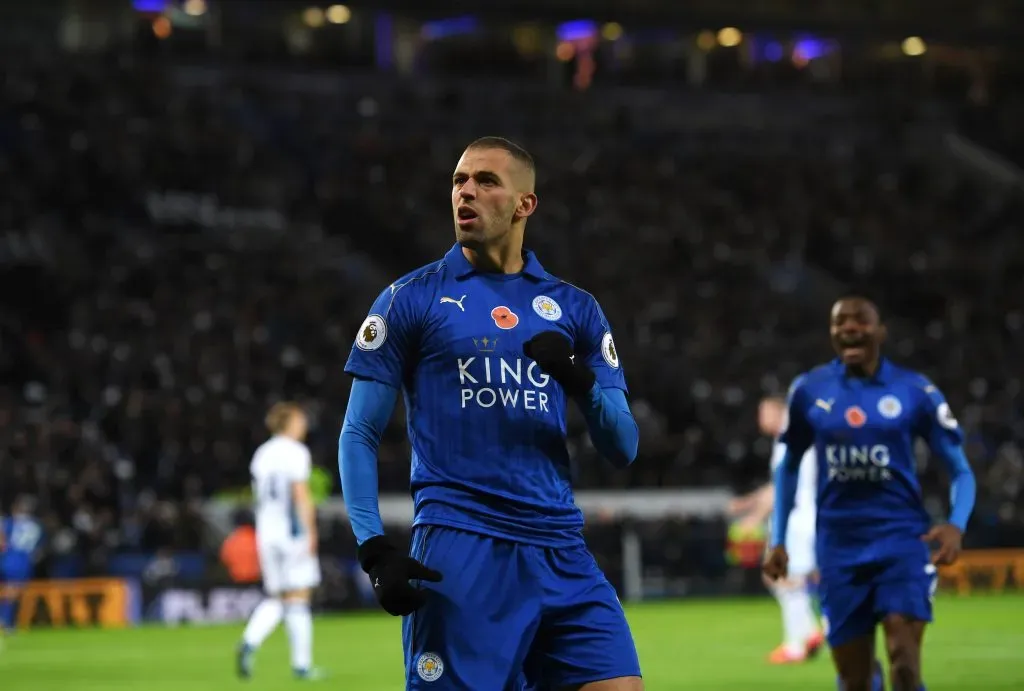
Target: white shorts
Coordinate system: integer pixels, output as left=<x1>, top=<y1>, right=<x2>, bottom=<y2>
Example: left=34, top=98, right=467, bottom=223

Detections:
left=785, top=513, right=817, bottom=578
left=257, top=540, right=322, bottom=596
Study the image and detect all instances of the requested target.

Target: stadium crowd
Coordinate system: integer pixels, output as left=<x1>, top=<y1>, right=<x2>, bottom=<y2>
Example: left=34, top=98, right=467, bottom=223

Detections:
left=1, top=50, right=1023, bottom=577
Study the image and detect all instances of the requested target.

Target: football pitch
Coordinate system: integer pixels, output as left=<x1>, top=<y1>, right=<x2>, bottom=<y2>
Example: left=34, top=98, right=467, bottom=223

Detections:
left=3, top=594, right=1022, bottom=690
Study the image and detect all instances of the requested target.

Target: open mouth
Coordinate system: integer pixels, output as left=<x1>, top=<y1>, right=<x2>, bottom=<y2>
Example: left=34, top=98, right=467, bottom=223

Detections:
left=456, top=207, right=478, bottom=225
left=837, top=336, right=868, bottom=357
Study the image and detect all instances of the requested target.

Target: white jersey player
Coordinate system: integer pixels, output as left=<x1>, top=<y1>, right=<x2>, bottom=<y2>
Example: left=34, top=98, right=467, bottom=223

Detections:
left=237, top=403, right=323, bottom=681
left=728, top=395, right=824, bottom=664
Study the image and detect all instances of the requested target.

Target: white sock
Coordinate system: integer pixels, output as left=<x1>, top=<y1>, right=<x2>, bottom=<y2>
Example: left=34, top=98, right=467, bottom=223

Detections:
left=284, top=601, right=313, bottom=672
left=242, top=598, right=283, bottom=649
left=776, top=585, right=816, bottom=655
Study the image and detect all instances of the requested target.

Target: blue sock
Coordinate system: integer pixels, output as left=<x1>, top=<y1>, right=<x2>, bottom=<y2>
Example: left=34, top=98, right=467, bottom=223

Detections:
left=872, top=661, right=884, bottom=691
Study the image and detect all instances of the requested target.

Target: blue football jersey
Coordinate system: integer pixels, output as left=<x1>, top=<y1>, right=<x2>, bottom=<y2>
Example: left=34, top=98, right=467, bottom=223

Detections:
left=2, top=515, right=42, bottom=573
left=780, top=358, right=964, bottom=568
left=344, top=243, right=627, bottom=547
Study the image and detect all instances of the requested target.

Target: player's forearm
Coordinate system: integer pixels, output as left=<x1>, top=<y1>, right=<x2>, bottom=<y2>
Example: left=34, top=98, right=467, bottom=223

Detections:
left=938, top=444, right=977, bottom=532
left=769, top=451, right=800, bottom=547
left=339, top=431, right=384, bottom=544
left=339, top=378, right=399, bottom=544
left=577, top=384, right=639, bottom=468
left=298, top=495, right=317, bottom=541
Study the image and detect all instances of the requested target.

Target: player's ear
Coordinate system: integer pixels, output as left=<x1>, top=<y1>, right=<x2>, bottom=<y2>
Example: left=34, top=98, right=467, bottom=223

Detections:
left=515, top=192, right=538, bottom=220
left=877, top=323, right=888, bottom=344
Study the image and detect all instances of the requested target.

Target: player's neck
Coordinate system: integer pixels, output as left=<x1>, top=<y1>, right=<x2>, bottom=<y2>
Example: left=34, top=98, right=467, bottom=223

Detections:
left=845, top=360, right=880, bottom=378
left=462, top=242, right=524, bottom=274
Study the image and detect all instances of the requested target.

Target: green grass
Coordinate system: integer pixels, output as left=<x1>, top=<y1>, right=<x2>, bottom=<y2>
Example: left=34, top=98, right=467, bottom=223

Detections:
left=3, top=594, right=1023, bottom=689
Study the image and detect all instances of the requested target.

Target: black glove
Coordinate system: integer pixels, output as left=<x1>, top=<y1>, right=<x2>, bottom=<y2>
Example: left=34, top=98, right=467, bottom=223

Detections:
left=523, top=331, right=596, bottom=397
left=358, top=535, right=443, bottom=616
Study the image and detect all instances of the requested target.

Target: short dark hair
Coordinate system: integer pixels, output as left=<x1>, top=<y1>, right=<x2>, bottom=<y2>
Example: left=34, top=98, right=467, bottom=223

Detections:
left=834, top=295, right=882, bottom=320
left=466, top=136, right=535, bottom=173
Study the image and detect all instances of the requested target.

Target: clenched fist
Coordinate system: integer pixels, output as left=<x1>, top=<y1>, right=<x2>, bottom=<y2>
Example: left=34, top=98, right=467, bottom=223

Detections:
left=762, top=545, right=789, bottom=582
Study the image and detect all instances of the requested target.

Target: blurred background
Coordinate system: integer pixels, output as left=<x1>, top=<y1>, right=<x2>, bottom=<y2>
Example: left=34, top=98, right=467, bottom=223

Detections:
left=1, top=0, right=1023, bottom=688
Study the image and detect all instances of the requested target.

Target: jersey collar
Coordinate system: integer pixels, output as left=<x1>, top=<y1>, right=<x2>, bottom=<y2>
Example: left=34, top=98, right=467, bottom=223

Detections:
left=446, top=242, right=547, bottom=280
left=831, top=357, right=893, bottom=384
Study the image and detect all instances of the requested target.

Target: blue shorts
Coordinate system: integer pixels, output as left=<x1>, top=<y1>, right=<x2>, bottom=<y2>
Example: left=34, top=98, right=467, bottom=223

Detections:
left=0, top=561, right=32, bottom=588
left=819, top=558, right=938, bottom=648
left=403, top=525, right=641, bottom=690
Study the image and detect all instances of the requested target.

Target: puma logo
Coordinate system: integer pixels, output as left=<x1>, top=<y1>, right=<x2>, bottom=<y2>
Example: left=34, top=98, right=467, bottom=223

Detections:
left=440, top=295, right=467, bottom=311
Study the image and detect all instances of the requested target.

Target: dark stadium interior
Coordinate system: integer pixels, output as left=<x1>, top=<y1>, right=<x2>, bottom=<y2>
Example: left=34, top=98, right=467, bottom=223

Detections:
left=1, top=1, right=1022, bottom=607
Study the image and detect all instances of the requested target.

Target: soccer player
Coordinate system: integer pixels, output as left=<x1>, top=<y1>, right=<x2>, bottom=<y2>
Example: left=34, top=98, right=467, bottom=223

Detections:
left=237, top=403, right=323, bottom=681
left=0, top=496, right=43, bottom=635
left=728, top=396, right=824, bottom=664
left=339, top=136, right=642, bottom=690
left=764, top=297, right=977, bottom=691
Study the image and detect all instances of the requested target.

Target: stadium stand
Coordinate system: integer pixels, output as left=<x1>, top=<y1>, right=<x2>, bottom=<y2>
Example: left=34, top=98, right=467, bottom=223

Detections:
left=1, top=48, right=1022, bottom=582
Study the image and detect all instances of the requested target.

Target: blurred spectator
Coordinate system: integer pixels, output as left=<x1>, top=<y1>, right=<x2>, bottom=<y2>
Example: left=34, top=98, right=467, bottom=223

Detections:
left=220, top=510, right=260, bottom=584
left=142, top=548, right=180, bottom=588
left=0, top=48, right=1021, bottom=576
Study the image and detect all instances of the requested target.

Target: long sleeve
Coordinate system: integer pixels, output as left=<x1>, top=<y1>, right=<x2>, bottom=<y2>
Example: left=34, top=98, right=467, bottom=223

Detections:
left=770, top=447, right=800, bottom=548
left=576, top=383, right=639, bottom=468
left=917, top=384, right=976, bottom=533
left=770, top=375, right=813, bottom=549
left=338, top=377, right=400, bottom=545
left=930, top=438, right=977, bottom=532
